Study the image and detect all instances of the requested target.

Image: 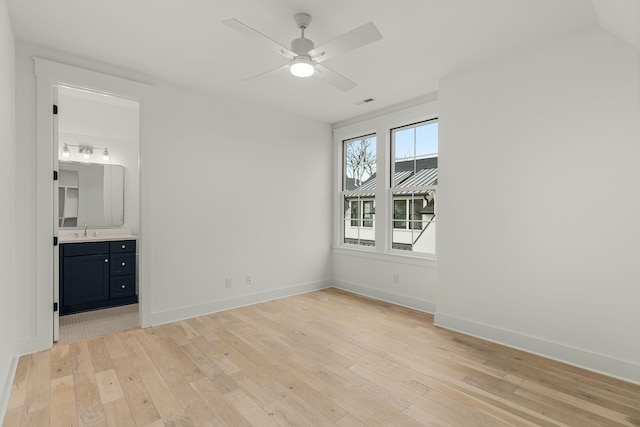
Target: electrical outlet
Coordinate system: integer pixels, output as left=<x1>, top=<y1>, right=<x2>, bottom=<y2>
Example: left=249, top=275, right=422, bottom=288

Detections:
left=225, top=278, right=233, bottom=288
left=245, top=275, right=252, bottom=285
left=392, top=273, right=400, bottom=284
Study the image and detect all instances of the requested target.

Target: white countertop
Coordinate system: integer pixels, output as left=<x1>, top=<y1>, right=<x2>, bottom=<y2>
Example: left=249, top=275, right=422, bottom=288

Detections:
left=58, top=228, right=138, bottom=244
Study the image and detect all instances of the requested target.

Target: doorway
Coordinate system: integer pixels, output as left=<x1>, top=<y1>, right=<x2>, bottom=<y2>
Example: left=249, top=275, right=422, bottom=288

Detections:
left=54, top=85, right=141, bottom=343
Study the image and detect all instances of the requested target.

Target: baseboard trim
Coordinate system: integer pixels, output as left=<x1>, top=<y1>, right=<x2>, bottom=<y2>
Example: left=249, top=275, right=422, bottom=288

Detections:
left=332, top=279, right=436, bottom=314
left=435, top=312, right=640, bottom=385
left=150, top=279, right=332, bottom=326
left=0, top=355, right=19, bottom=425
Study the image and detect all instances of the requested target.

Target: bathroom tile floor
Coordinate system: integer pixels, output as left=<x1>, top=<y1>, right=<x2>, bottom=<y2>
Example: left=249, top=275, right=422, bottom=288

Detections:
left=58, top=303, right=139, bottom=343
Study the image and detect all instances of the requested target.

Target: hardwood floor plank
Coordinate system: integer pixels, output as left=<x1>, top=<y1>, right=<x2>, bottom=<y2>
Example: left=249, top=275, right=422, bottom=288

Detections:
left=136, top=330, right=204, bottom=410
left=225, top=388, right=280, bottom=426
left=87, top=337, right=113, bottom=373
left=110, top=355, right=161, bottom=426
left=190, top=377, right=252, bottom=426
left=50, top=344, right=73, bottom=380
left=4, top=289, right=640, bottom=427
left=69, top=341, right=106, bottom=427
left=269, top=369, right=348, bottom=422
left=102, top=333, right=127, bottom=360
left=156, top=336, right=204, bottom=383
left=50, top=375, right=78, bottom=427
left=95, top=369, right=124, bottom=405
left=119, top=330, right=192, bottom=425
left=184, top=401, right=221, bottom=426
left=181, top=340, right=240, bottom=396
left=3, top=355, right=30, bottom=426
left=102, top=399, right=136, bottom=427
left=21, top=350, right=51, bottom=426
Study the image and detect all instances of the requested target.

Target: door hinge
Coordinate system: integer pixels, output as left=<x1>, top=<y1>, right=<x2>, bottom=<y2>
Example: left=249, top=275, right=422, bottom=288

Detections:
left=53, top=170, right=58, bottom=181
left=53, top=236, right=58, bottom=246
left=53, top=104, right=58, bottom=115
left=53, top=302, right=58, bottom=312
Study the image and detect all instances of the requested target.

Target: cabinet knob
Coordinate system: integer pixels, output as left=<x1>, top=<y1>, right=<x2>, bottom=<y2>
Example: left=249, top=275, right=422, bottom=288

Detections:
left=121, top=244, right=126, bottom=249
left=121, top=262, right=126, bottom=266
left=105, top=259, right=109, bottom=263
left=121, top=284, right=126, bottom=289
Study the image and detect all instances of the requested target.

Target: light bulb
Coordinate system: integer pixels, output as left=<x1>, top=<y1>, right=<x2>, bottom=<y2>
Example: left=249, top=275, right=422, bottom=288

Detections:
left=102, top=148, right=110, bottom=161
left=290, top=57, right=315, bottom=77
left=62, top=144, right=70, bottom=158
left=81, top=146, right=92, bottom=162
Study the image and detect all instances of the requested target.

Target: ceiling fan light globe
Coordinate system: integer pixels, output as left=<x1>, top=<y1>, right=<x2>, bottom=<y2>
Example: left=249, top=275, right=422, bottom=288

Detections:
left=290, top=58, right=315, bottom=77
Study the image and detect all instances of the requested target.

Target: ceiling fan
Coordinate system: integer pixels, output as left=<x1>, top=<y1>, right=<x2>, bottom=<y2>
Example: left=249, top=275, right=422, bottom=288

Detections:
left=222, top=13, right=382, bottom=92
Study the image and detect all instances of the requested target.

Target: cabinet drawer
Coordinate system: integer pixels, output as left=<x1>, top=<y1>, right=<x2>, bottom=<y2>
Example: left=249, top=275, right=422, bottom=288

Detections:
left=110, top=240, right=136, bottom=254
left=110, top=253, right=136, bottom=275
left=62, top=242, right=109, bottom=257
left=110, top=275, right=136, bottom=298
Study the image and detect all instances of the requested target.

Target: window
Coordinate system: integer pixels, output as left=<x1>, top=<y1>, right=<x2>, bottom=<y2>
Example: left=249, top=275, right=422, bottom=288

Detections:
left=391, top=120, right=438, bottom=254
left=393, top=199, right=423, bottom=230
left=342, top=135, right=376, bottom=247
left=363, top=200, right=374, bottom=227
left=350, top=201, right=360, bottom=227
left=337, top=118, right=437, bottom=256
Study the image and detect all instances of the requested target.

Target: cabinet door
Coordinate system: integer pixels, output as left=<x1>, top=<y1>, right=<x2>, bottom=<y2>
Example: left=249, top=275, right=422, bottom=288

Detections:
left=62, top=254, right=110, bottom=308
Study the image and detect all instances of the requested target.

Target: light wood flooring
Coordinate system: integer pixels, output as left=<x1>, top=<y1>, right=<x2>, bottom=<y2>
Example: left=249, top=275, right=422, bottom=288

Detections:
left=4, top=288, right=640, bottom=426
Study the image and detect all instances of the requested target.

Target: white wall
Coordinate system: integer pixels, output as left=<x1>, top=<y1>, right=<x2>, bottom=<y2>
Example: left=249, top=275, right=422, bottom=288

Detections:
left=332, top=101, right=438, bottom=313
left=0, top=0, right=16, bottom=418
left=437, top=27, right=640, bottom=383
left=15, top=43, right=333, bottom=351
left=144, top=83, right=334, bottom=322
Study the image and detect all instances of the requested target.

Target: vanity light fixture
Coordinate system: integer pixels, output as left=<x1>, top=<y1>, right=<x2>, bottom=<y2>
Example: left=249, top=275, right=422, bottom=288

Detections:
left=61, top=143, right=113, bottom=163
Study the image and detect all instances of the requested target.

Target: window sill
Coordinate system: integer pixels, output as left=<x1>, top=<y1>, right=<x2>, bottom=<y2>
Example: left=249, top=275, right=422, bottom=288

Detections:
left=333, top=246, right=437, bottom=268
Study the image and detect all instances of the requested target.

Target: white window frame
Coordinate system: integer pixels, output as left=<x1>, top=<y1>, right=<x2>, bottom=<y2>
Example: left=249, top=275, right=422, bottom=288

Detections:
left=341, top=134, right=377, bottom=248
left=333, top=99, right=438, bottom=264
left=389, top=119, right=438, bottom=255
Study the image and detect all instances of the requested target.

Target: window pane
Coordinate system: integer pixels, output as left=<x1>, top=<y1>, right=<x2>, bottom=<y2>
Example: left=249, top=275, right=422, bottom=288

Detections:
left=392, top=196, right=436, bottom=252
left=350, top=201, right=360, bottom=227
left=343, top=196, right=375, bottom=247
left=390, top=120, right=438, bottom=255
left=410, top=198, right=423, bottom=230
left=393, top=199, right=406, bottom=229
left=344, top=136, right=377, bottom=190
left=363, top=200, right=374, bottom=227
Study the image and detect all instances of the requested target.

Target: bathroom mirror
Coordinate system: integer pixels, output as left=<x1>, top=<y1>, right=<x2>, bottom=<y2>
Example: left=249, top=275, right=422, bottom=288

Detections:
left=58, top=162, right=125, bottom=228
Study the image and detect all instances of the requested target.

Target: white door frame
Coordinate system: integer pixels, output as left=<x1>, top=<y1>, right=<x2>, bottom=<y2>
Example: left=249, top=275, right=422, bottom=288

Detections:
left=32, top=58, right=151, bottom=352
left=52, top=85, right=59, bottom=342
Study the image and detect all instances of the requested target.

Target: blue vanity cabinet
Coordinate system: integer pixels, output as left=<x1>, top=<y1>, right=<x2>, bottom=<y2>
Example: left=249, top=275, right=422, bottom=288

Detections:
left=60, top=239, right=137, bottom=315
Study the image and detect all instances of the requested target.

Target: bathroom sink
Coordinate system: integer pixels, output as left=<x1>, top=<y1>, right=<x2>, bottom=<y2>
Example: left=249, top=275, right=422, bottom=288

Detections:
left=58, top=228, right=137, bottom=243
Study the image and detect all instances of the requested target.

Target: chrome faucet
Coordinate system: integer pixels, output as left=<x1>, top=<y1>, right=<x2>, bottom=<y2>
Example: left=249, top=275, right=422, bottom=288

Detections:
left=83, top=223, right=88, bottom=237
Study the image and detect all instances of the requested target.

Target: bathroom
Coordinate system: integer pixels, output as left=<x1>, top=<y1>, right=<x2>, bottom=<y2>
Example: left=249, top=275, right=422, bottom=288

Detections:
left=55, top=85, right=140, bottom=343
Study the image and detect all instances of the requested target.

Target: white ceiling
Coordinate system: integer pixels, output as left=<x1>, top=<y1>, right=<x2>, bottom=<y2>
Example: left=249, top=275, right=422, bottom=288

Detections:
left=6, top=0, right=625, bottom=124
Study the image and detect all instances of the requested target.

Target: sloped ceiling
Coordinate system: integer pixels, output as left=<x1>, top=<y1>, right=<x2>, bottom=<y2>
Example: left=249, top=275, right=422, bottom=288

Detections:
left=7, top=0, right=601, bottom=123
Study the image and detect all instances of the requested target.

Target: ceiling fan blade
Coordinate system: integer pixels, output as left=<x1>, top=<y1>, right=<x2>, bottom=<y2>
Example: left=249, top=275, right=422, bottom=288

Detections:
left=243, top=64, right=290, bottom=81
left=309, top=22, right=382, bottom=63
left=222, top=19, right=297, bottom=60
left=314, top=64, right=357, bottom=92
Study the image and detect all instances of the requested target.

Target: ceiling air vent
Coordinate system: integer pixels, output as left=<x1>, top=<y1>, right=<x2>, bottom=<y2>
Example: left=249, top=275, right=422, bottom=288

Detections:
left=354, top=97, right=375, bottom=106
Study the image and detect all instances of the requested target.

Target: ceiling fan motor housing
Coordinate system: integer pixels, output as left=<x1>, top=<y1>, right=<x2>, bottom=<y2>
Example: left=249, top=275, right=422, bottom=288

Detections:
left=291, top=37, right=314, bottom=55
